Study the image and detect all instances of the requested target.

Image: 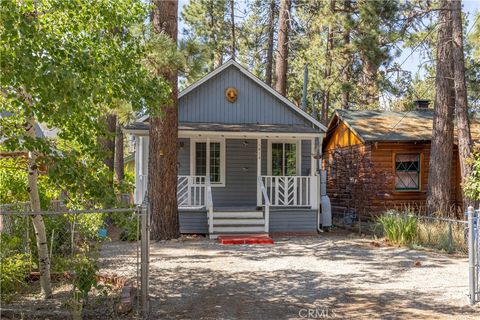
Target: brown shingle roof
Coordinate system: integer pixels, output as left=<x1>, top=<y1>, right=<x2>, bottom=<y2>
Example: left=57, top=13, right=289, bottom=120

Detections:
left=334, top=109, right=480, bottom=143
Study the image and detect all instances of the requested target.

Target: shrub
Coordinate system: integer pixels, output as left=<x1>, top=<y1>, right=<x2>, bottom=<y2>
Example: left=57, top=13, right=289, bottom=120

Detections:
left=110, top=211, right=138, bottom=241
left=72, top=255, right=99, bottom=304
left=0, top=253, right=35, bottom=302
left=463, top=146, right=480, bottom=201
left=377, top=210, right=418, bottom=245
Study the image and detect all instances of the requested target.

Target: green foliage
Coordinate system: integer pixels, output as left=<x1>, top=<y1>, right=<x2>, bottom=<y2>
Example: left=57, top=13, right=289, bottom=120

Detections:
left=181, top=0, right=233, bottom=75
left=0, top=252, right=34, bottom=302
left=377, top=210, right=418, bottom=245
left=464, top=146, right=480, bottom=201
left=72, top=255, right=99, bottom=304
left=0, top=158, right=59, bottom=209
left=111, top=211, right=138, bottom=241
left=0, top=0, right=170, bottom=208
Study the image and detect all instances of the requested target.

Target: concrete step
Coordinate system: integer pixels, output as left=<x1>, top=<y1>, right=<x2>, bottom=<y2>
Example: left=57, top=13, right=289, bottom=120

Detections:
left=212, top=226, right=266, bottom=233
left=213, top=219, right=265, bottom=225
left=213, top=211, right=263, bottom=219
left=209, top=232, right=269, bottom=240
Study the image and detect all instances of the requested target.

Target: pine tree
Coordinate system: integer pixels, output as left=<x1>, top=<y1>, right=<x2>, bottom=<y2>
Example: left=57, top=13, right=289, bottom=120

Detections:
left=274, top=0, right=291, bottom=96
left=150, top=0, right=180, bottom=240
left=181, top=0, right=232, bottom=72
left=427, top=0, right=455, bottom=214
left=452, top=0, right=473, bottom=207
left=237, top=0, right=278, bottom=82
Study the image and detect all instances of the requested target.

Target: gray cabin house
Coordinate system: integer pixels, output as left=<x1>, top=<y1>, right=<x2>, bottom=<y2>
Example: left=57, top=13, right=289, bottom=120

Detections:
left=125, top=60, right=330, bottom=238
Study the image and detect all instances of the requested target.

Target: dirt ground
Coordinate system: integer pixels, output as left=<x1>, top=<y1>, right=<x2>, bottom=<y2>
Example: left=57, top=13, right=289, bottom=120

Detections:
left=98, top=231, right=479, bottom=319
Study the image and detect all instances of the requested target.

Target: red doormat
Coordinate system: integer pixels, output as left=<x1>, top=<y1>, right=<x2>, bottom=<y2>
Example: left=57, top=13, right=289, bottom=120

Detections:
left=218, top=234, right=274, bottom=245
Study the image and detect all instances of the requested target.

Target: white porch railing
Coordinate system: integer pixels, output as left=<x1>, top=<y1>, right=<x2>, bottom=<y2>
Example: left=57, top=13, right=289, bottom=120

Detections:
left=177, top=175, right=207, bottom=208
left=258, top=176, right=270, bottom=232
left=206, top=180, right=214, bottom=233
left=261, top=176, right=314, bottom=207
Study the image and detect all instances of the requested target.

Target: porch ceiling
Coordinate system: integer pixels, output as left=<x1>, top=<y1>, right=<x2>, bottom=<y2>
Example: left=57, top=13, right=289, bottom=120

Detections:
left=125, top=122, right=320, bottom=134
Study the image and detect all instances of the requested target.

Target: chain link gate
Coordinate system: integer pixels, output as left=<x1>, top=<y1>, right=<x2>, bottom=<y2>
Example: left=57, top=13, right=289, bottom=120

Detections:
left=0, top=200, right=151, bottom=319
left=467, top=206, right=480, bottom=305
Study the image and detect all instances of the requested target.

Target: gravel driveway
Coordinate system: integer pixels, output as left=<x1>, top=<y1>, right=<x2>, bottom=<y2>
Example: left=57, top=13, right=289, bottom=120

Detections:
left=99, top=231, right=479, bottom=319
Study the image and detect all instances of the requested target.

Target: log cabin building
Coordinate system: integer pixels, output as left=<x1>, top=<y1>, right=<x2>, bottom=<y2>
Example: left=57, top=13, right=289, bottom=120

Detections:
left=322, top=105, right=480, bottom=217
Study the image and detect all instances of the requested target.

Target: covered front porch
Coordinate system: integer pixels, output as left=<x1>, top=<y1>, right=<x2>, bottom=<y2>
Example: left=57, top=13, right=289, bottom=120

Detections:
left=133, top=124, right=322, bottom=236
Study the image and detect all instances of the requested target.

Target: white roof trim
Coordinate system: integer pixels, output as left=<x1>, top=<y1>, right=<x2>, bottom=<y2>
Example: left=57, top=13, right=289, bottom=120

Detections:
left=137, top=114, right=149, bottom=122
left=124, top=128, right=322, bottom=139
left=138, top=60, right=327, bottom=132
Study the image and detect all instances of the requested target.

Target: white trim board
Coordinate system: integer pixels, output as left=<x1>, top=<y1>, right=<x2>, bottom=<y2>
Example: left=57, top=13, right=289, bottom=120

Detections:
left=136, top=60, right=327, bottom=132
left=123, top=128, right=323, bottom=139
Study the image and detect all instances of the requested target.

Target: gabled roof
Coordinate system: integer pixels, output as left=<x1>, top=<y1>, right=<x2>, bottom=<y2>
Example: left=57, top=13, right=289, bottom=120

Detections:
left=326, top=109, right=480, bottom=143
left=139, top=60, right=326, bottom=132
left=1, top=111, right=59, bottom=139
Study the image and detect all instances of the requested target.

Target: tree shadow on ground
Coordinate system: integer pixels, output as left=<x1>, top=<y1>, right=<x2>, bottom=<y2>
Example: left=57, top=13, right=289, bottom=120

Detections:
left=140, top=235, right=475, bottom=319
left=148, top=266, right=476, bottom=320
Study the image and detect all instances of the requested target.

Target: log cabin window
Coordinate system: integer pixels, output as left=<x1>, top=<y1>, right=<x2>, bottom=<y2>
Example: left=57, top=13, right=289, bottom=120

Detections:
left=395, top=154, right=420, bottom=190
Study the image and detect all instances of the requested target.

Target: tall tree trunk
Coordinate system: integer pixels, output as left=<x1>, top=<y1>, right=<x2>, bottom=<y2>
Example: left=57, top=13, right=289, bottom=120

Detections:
left=230, top=0, right=236, bottom=59
left=274, top=0, right=291, bottom=96
left=25, top=114, right=52, bottom=298
left=362, top=61, right=379, bottom=107
left=99, top=114, right=116, bottom=172
left=150, top=0, right=180, bottom=240
left=341, top=0, right=351, bottom=110
left=427, top=0, right=455, bottom=214
left=322, top=0, right=336, bottom=124
left=452, top=0, right=473, bottom=208
left=265, top=0, right=276, bottom=86
left=114, top=119, right=124, bottom=184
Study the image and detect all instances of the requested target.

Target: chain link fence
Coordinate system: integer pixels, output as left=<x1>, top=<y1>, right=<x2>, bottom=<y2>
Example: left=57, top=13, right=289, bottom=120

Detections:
left=414, top=215, right=469, bottom=254
left=332, top=208, right=474, bottom=254
left=467, top=207, right=479, bottom=305
left=0, top=201, right=150, bottom=319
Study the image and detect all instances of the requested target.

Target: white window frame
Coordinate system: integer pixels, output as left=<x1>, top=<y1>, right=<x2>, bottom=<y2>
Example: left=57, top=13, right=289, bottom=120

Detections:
left=267, top=139, right=302, bottom=176
left=190, top=138, right=226, bottom=187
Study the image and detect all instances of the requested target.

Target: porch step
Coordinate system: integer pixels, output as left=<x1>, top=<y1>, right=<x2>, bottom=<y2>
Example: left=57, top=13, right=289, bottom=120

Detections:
left=213, top=211, right=263, bottom=219
left=213, top=218, right=265, bottom=225
left=212, top=226, right=266, bottom=233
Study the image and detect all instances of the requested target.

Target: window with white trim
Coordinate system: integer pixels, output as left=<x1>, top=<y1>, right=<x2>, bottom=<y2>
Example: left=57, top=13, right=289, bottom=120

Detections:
left=191, top=139, right=225, bottom=185
left=269, top=142, right=300, bottom=176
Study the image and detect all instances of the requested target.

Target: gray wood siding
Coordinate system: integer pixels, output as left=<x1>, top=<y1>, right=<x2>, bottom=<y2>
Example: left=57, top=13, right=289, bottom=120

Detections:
left=261, top=139, right=267, bottom=175
left=179, top=210, right=208, bottom=234
left=178, top=138, right=190, bottom=175
left=212, top=139, right=257, bottom=207
left=179, top=66, right=312, bottom=126
left=178, top=209, right=317, bottom=234
left=301, top=140, right=311, bottom=176
left=269, top=209, right=317, bottom=232
left=175, top=138, right=316, bottom=207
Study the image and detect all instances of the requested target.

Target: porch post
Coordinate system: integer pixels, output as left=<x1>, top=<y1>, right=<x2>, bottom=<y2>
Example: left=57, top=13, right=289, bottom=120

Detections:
left=310, top=138, right=318, bottom=209
left=206, top=137, right=210, bottom=182
left=257, top=138, right=261, bottom=206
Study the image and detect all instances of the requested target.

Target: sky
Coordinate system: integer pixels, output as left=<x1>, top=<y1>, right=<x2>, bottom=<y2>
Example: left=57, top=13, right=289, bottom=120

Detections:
left=399, top=0, right=480, bottom=79
left=177, top=0, right=480, bottom=80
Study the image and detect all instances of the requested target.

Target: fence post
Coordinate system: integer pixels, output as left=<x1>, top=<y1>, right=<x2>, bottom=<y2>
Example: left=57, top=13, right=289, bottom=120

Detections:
left=468, top=206, right=475, bottom=305
left=140, top=196, right=150, bottom=317
left=447, top=221, right=453, bottom=254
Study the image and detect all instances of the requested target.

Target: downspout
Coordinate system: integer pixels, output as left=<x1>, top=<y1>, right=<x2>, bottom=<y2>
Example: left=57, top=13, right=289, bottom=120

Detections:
left=316, top=137, right=322, bottom=233
left=317, top=137, right=332, bottom=231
